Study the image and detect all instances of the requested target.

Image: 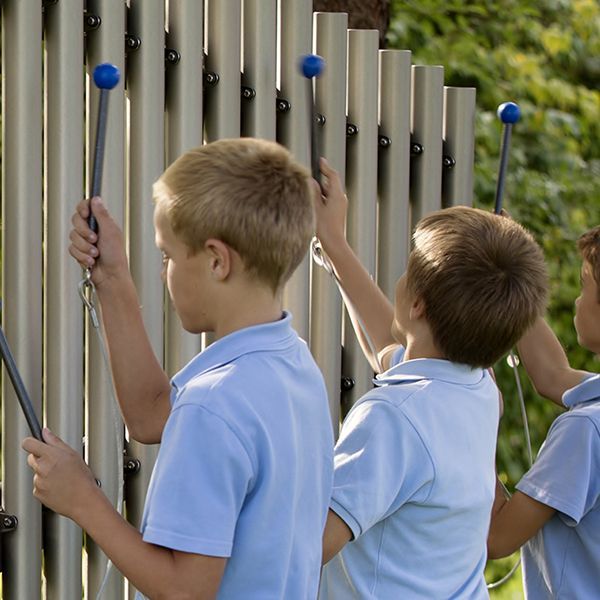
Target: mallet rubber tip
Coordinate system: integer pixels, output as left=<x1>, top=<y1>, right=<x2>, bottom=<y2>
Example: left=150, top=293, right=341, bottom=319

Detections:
left=300, top=54, right=325, bottom=79
left=497, top=101, right=521, bottom=124
left=93, top=63, right=121, bottom=90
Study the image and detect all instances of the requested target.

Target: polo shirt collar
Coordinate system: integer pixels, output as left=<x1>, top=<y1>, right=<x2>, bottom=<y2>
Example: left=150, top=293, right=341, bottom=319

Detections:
left=172, top=311, right=296, bottom=392
left=562, top=373, right=600, bottom=408
left=375, top=355, right=485, bottom=387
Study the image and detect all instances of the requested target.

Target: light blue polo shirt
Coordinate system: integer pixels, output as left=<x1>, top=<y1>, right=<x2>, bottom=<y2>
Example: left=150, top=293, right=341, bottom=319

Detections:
left=517, top=373, right=600, bottom=600
left=320, top=349, right=499, bottom=599
left=136, top=312, right=334, bottom=599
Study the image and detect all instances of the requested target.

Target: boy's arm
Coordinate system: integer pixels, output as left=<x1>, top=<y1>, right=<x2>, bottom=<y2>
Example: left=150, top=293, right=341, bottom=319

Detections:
left=23, top=430, right=225, bottom=599
left=322, top=509, right=353, bottom=564
left=487, top=477, right=555, bottom=559
left=314, top=160, right=400, bottom=372
left=70, top=197, right=171, bottom=443
left=517, top=317, right=589, bottom=406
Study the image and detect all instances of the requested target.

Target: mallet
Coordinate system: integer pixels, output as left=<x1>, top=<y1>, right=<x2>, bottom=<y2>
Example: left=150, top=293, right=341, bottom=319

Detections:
left=0, top=322, right=43, bottom=441
left=88, top=63, right=120, bottom=232
left=300, top=54, right=325, bottom=184
left=494, top=101, right=521, bottom=215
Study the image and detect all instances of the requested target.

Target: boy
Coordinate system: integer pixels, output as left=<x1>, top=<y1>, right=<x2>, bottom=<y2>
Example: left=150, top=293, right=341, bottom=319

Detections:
left=314, top=160, right=548, bottom=598
left=22, top=139, right=334, bottom=599
left=488, top=225, right=600, bottom=598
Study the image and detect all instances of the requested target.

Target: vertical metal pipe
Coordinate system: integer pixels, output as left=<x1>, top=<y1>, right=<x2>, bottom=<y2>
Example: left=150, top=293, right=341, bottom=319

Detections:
left=85, top=1, right=126, bottom=597
left=410, top=65, right=444, bottom=227
left=442, top=86, right=476, bottom=207
left=1, top=2, right=43, bottom=598
left=242, top=0, right=276, bottom=140
left=344, top=29, right=379, bottom=407
left=205, top=0, right=241, bottom=141
left=126, top=2, right=164, bottom=597
left=310, top=12, right=347, bottom=436
left=278, top=0, right=313, bottom=342
left=165, top=0, right=204, bottom=374
left=378, top=50, right=412, bottom=300
left=43, top=1, right=85, bottom=598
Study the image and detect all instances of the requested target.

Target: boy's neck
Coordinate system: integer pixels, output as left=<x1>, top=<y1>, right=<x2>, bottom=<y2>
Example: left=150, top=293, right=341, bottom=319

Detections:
left=212, top=285, right=283, bottom=340
left=403, top=328, right=446, bottom=362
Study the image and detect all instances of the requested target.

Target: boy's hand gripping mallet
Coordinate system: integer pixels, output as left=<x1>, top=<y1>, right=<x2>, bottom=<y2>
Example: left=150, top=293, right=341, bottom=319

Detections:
left=300, top=54, right=325, bottom=184
left=88, top=63, right=120, bottom=233
left=494, top=101, right=521, bottom=215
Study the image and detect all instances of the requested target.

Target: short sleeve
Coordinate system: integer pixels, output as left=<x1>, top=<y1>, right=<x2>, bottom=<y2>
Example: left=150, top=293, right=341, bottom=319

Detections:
left=142, top=404, right=254, bottom=556
left=329, top=399, right=434, bottom=539
left=516, top=414, right=600, bottom=525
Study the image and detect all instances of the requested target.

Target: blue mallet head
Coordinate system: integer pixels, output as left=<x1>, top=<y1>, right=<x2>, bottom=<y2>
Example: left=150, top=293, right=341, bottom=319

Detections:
left=300, top=54, right=325, bottom=79
left=497, top=101, right=521, bottom=125
left=93, top=63, right=120, bottom=90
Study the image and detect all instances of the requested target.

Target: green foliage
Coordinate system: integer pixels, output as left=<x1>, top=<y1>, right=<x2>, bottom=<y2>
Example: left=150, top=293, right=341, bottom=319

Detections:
left=389, top=1, right=600, bottom=593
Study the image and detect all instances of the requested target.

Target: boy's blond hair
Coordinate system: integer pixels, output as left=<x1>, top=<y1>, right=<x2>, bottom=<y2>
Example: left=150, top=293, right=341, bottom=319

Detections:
left=578, top=225, right=600, bottom=300
left=153, top=138, right=315, bottom=292
left=406, top=206, right=548, bottom=368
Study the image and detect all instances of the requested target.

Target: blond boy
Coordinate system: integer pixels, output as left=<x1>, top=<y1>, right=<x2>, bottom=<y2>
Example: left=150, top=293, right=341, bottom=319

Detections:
left=488, top=225, right=600, bottom=599
left=23, top=139, right=333, bottom=599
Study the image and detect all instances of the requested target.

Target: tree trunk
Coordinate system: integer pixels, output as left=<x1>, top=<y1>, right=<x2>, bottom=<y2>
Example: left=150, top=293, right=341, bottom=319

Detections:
left=313, top=0, right=390, bottom=47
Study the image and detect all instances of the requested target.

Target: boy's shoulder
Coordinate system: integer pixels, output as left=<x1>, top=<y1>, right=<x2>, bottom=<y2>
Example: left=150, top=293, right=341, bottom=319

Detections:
left=371, top=355, right=496, bottom=408
left=169, top=314, right=329, bottom=446
left=561, top=373, right=600, bottom=428
left=343, top=360, right=498, bottom=452
left=173, top=313, right=320, bottom=400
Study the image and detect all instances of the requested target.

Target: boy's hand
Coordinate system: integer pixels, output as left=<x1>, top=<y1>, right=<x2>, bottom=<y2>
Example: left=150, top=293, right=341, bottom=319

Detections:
left=22, top=428, right=100, bottom=522
left=313, top=158, right=348, bottom=253
left=69, top=196, right=129, bottom=288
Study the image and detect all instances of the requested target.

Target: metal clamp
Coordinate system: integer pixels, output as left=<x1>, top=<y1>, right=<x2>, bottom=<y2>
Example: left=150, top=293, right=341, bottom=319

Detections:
left=78, top=273, right=100, bottom=329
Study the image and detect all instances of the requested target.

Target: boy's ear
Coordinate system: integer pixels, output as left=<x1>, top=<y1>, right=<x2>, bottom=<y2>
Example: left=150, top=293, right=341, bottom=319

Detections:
left=204, top=239, right=232, bottom=281
left=409, top=296, right=426, bottom=321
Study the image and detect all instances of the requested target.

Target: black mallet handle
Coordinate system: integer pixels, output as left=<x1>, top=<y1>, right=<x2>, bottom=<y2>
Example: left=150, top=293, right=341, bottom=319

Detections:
left=0, top=326, right=43, bottom=441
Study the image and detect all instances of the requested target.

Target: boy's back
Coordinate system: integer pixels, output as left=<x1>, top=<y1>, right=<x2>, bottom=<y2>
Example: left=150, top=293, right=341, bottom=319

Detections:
left=140, top=313, right=334, bottom=599
left=320, top=351, right=498, bottom=599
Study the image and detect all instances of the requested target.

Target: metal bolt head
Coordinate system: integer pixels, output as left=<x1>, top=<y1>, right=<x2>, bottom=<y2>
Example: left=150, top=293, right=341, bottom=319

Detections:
left=341, top=376, right=355, bottom=392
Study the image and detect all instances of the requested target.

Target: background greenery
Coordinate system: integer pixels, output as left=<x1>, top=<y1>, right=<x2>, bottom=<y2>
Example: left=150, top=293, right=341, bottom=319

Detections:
left=388, top=0, right=599, bottom=594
